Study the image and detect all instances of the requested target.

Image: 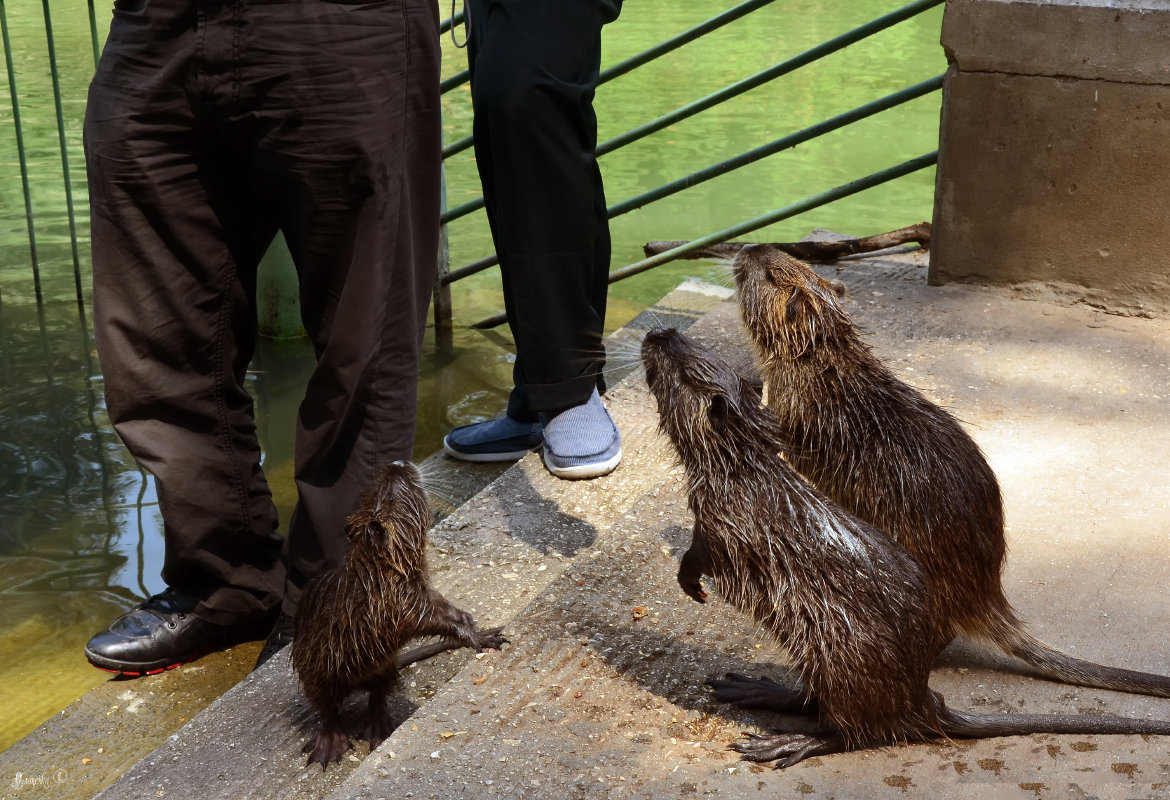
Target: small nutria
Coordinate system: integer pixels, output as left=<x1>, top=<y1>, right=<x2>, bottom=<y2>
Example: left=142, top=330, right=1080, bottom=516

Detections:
left=642, top=327, right=1170, bottom=767
left=730, top=242, right=1170, bottom=700
left=292, top=460, right=506, bottom=768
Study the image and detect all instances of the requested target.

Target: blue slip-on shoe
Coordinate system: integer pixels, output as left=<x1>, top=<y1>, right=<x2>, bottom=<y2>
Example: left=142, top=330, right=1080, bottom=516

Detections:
left=443, top=415, right=544, bottom=462
left=539, top=388, right=622, bottom=480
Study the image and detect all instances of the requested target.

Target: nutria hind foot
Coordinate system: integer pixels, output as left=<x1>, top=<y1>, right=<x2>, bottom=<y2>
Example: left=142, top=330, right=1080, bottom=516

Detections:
left=707, top=673, right=814, bottom=715
left=732, top=731, right=844, bottom=769
left=303, top=725, right=352, bottom=769
left=359, top=705, right=398, bottom=751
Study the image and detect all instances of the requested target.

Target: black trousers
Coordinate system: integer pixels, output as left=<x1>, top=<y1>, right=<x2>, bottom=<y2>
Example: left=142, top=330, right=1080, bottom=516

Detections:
left=466, top=0, right=623, bottom=417
left=85, top=0, right=441, bottom=624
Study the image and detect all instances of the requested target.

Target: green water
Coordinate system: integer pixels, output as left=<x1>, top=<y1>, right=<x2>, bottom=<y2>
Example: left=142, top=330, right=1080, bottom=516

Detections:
left=0, top=0, right=945, bottom=751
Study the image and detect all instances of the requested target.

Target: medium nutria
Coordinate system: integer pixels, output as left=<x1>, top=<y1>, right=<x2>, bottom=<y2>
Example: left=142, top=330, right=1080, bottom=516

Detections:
left=729, top=242, right=1170, bottom=701
left=642, top=327, right=1170, bottom=766
left=292, top=460, right=506, bottom=768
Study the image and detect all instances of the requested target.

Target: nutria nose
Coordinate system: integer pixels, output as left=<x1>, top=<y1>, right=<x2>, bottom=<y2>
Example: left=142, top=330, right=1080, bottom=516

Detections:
left=391, top=460, right=407, bottom=467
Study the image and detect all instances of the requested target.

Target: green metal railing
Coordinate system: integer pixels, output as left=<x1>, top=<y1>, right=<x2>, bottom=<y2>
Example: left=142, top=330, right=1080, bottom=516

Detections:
left=436, top=0, right=944, bottom=329
left=0, top=0, right=944, bottom=336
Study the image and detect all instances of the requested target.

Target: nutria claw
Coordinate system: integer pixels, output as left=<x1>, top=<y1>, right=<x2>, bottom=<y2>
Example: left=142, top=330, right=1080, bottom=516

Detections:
left=303, top=729, right=352, bottom=770
left=732, top=731, right=842, bottom=769
left=473, top=626, right=508, bottom=652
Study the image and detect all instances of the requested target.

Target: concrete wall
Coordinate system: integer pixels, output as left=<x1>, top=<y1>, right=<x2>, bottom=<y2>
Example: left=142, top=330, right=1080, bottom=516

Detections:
left=930, top=0, right=1170, bottom=316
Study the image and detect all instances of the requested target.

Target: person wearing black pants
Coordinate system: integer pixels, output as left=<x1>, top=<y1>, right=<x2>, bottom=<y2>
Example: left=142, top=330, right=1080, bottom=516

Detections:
left=442, top=0, right=625, bottom=480
left=81, top=0, right=441, bottom=675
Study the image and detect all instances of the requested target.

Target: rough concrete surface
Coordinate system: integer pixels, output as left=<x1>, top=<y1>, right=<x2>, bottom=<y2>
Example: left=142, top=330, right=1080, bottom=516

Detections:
left=6, top=251, right=1170, bottom=799
left=328, top=250, right=1170, bottom=800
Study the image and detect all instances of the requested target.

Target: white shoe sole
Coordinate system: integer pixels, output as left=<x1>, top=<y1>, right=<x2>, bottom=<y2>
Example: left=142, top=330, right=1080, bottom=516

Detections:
left=543, top=448, right=622, bottom=480
left=442, top=437, right=537, bottom=463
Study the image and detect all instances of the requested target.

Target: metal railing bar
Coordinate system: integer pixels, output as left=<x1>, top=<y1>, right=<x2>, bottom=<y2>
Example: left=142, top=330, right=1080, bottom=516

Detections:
left=599, top=0, right=777, bottom=84
left=441, top=193, right=484, bottom=225
left=607, top=74, right=943, bottom=219
left=597, top=0, right=943, bottom=159
left=0, top=1, right=44, bottom=304
left=439, top=10, right=465, bottom=36
left=440, top=0, right=942, bottom=226
left=438, top=0, right=779, bottom=142
left=469, top=150, right=938, bottom=329
left=440, top=71, right=469, bottom=96
left=87, top=0, right=99, bottom=69
left=440, top=135, right=472, bottom=162
left=607, top=150, right=938, bottom=283
left=441, top=252, right=498, bottom=286
left=443, top=75, right=941, bottom=282
left=42, top=0, right=88, bottom=325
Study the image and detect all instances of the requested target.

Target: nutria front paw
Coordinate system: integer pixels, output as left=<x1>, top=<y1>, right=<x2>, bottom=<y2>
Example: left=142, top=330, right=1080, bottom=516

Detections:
left=472, top=625, right=507, bottom=652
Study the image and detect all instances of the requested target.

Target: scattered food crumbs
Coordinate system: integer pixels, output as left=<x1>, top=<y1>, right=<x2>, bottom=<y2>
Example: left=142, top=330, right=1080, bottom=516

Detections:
left=631, top=606, right=648, bottom=620
left=472, top=675, right=488, bottom=686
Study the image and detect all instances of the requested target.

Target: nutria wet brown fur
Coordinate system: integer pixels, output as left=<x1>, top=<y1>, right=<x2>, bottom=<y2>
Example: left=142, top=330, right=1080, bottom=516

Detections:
left=642, top=327, right=1170, bottom=767
left=292, top=460, right=506, bottom=768
left=731, top=242, right=1170, bottom=699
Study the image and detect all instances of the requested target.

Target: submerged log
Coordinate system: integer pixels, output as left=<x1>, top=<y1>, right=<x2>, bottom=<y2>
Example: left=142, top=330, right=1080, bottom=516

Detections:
left=642, top=221, right=931, bottom=263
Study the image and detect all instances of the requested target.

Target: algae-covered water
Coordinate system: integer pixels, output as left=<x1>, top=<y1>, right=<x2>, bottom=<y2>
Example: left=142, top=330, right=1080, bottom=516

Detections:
left=0, top=0, right=944, bottom=751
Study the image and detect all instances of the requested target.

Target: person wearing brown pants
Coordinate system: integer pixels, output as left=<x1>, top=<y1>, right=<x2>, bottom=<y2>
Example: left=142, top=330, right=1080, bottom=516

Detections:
left=82, top=0, right=441, bottom=676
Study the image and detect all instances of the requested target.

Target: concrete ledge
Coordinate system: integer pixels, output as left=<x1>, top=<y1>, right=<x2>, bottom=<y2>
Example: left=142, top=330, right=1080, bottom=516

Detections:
left=931, top=0, right=1170, bottom=315
left=941, top=0, right=1170, bottom=85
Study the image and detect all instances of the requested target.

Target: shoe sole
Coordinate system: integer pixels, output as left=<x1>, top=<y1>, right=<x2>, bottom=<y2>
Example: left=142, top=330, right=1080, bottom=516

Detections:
left=442, top=437, right=537, bottom=463
left=84, top=647, right=205, bottom=677
left=543, top=448, right=622, bottom=480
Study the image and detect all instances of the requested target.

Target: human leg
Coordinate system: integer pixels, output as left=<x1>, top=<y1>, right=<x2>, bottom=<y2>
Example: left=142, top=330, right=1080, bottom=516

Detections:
left=449, top=0, right=623, bottom=475
left=232, top=0, right=443, bottom=623
left=83, top=5, right=284, bottom=672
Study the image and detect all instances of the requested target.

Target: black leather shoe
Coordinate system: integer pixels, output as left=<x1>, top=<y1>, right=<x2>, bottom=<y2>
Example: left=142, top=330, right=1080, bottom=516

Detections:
left=253, top=611, right=295, bottom=670
left=84, top=588, right=273, bottom=677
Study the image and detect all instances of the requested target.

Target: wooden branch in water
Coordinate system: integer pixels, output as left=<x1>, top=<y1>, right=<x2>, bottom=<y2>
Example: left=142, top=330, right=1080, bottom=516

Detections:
left=642, top=221, right=931, bottom=263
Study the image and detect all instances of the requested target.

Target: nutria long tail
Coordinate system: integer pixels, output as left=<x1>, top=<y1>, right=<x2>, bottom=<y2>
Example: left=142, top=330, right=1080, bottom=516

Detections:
left=983, top=611, right=1170, bottom=698
left=943, top=707, right=1170, bottom=738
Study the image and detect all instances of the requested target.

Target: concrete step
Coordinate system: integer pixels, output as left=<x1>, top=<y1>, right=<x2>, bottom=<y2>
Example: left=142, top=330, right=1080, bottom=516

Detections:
left=27, top=280, right=730, bottom=800
left=11, top=247, right=1170, bottom=800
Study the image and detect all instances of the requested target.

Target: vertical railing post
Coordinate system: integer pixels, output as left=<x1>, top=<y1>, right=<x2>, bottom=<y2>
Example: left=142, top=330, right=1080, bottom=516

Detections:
left=87, top=0, right=100, bottom=68
left=433, top=157, right=454, bottom=351
left=1, top=0, right=43, bottom=304
left=41, top=0, right=88, bottom=327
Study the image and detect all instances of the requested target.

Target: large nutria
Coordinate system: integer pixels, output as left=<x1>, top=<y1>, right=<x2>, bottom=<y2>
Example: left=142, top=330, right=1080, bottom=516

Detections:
left=641, top=327, right=1170, bottom=767
left=292, top=460, right=506, bottom=768
left=730, top=242, right=1170, bottom=700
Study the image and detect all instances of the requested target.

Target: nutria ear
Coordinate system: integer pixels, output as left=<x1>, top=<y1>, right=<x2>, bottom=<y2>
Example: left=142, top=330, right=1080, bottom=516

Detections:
left=785, top=285, right=808, bottom=323
left=707, top=393, right=730, bottom=432
left=828, top=279, right=847, bottom=298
